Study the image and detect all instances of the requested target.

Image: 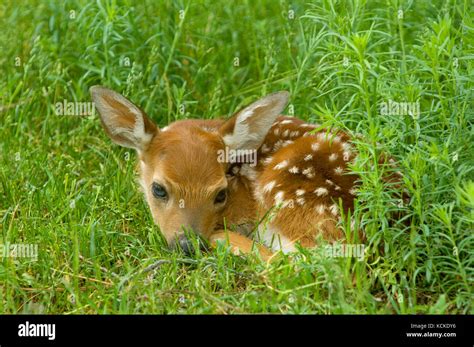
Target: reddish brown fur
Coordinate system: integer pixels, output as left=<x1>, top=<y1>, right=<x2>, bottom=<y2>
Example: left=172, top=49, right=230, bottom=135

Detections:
left=91, top=87, right=404, bottom=259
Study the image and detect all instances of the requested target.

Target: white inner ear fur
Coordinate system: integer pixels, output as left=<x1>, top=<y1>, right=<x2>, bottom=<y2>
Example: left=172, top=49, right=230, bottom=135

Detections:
left=108, top=106, right=153, bottom=151
left=223, top=92, right=289, bottom=151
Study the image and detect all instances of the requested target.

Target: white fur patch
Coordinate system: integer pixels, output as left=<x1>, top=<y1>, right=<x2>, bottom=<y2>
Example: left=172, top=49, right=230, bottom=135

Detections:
left=316, top=204, right=326, bottom=214
left=263, top=180, right=277, bottom=193
left=273, top=140, right=284, bottom=150
left=314, top=187, right=328, bottom=196
left=317, top=133, right=327, bottom=142
left=240, top=164, right=257, bottom=181
left=257, top=225, right=296, bottom=253
left=302, top=167, right=315, bottom=178
left=274, top=191, right=285, bottom=205
left=274, top=160, right=289, bottom=170
left=290, top=131, right=300, bottom=137
left=223, top=92, right=288, bottom=151
left=289, top=166, right=299, bottom=174
left=296, top=197, right=305, bottom=206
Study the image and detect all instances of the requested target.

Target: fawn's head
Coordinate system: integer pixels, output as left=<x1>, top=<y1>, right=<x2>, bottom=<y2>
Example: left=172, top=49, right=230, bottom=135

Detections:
left=90, top=86, right=288, bottom=253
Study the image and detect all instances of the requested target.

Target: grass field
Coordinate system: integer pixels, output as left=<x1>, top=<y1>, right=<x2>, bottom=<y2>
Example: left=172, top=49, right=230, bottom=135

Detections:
left=0, top=0, right=473, bottom=314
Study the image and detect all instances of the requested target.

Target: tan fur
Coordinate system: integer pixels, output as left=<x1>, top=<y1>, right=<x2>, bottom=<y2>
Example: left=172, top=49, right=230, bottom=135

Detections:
left=91, top=87, right=403, bottom=259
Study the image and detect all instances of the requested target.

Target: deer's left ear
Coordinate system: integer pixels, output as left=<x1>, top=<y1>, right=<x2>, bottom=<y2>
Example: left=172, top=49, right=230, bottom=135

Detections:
left=219, top=91, right=289, bottom=151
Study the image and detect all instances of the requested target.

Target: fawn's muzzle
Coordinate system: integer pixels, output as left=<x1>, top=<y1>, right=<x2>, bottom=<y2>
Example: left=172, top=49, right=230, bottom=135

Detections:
left=173, top=233, right=208, bottom=256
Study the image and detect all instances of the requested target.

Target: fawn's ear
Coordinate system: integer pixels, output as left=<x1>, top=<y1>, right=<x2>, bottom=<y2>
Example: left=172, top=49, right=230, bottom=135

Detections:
left=219, top=91, right=289, bottom=150
left=90, top=86, right=158, bottom=152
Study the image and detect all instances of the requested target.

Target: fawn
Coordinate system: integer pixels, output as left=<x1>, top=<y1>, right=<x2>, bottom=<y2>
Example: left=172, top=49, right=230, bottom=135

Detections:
left=91, top=86, right=400, bottom=260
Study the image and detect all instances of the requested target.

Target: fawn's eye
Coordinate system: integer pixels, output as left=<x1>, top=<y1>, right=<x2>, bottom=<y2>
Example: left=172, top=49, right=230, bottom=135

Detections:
left=152, top=183, right=168, bottom=200
left=214, top=189, right=227, bottom=205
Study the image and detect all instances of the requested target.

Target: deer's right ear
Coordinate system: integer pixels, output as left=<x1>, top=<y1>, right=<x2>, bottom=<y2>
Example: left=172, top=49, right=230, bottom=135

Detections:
left=90, top=86, right=158, bottom=152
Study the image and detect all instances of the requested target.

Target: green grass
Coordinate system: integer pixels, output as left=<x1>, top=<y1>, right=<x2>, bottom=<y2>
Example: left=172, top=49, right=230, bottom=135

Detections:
left=0, top=0, right=473, bottom=314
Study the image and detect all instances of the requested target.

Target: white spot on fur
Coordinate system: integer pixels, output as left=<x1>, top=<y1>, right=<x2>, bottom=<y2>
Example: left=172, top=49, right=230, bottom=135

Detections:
left=282, top=129, right=290, bottom=137
left=253, top=187, right=264, bottom=203
left=263, top=180, right=276, bottom=193
left=311, top=143, right=320, bottom=151
left=316, top=204, right=326, bottom=214
left=342, top=142, right=352, bottom=152
left=274, top=128, right=280, bottom=136
left=329, top=203, right=338, bottom=216
left=240, top=164, right=257, bottom=181
left=329, top=153, right=338, bottom=161
left=304, top=154, right=313, bottom=161
left=290, top=131, right=300, bottom=137
left=257, top=225, right=296, bottom=253
left=296, top=197, right=305, bottom=206
left=302, top=167, right=315, bottom=178
left=334, top=167, right=343, bottom=175
left=317, top=133, right=327, bottom=142
left=273, top=140, right=284, bottom=150
left=289, top=166, right=299, bottom=174
left=274, top=191, right=285, bottom=205
left=343, top=151, right=351, bottom=161
left=296, top=189, right=305, bottom=196
left=280, top=120, right=293, bottom=125
left=274, top=160, right=289, bottom=170
left=314, top=187, right=328, bottom=196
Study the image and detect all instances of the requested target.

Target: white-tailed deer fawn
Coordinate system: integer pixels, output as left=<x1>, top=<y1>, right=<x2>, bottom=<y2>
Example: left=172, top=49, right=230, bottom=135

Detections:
left=90, top=86, right=402, bottom=260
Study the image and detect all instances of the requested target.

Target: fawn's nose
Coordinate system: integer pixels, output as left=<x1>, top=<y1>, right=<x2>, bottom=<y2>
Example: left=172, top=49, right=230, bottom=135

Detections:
left=177, top=234, right=194, bottom=255
left=173, top=234, right=208, bottom=256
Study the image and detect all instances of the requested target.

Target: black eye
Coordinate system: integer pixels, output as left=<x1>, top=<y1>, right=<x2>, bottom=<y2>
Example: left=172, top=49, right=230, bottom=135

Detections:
left=152, top=183, right=168, bottom=200
left=214, top=189, right=227, bottom=204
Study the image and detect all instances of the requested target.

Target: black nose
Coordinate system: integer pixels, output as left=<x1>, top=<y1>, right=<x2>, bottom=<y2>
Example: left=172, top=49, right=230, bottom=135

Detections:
left=177, top=234, right=194, bottom=255
left=174, top=234, right=208, bottom=255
